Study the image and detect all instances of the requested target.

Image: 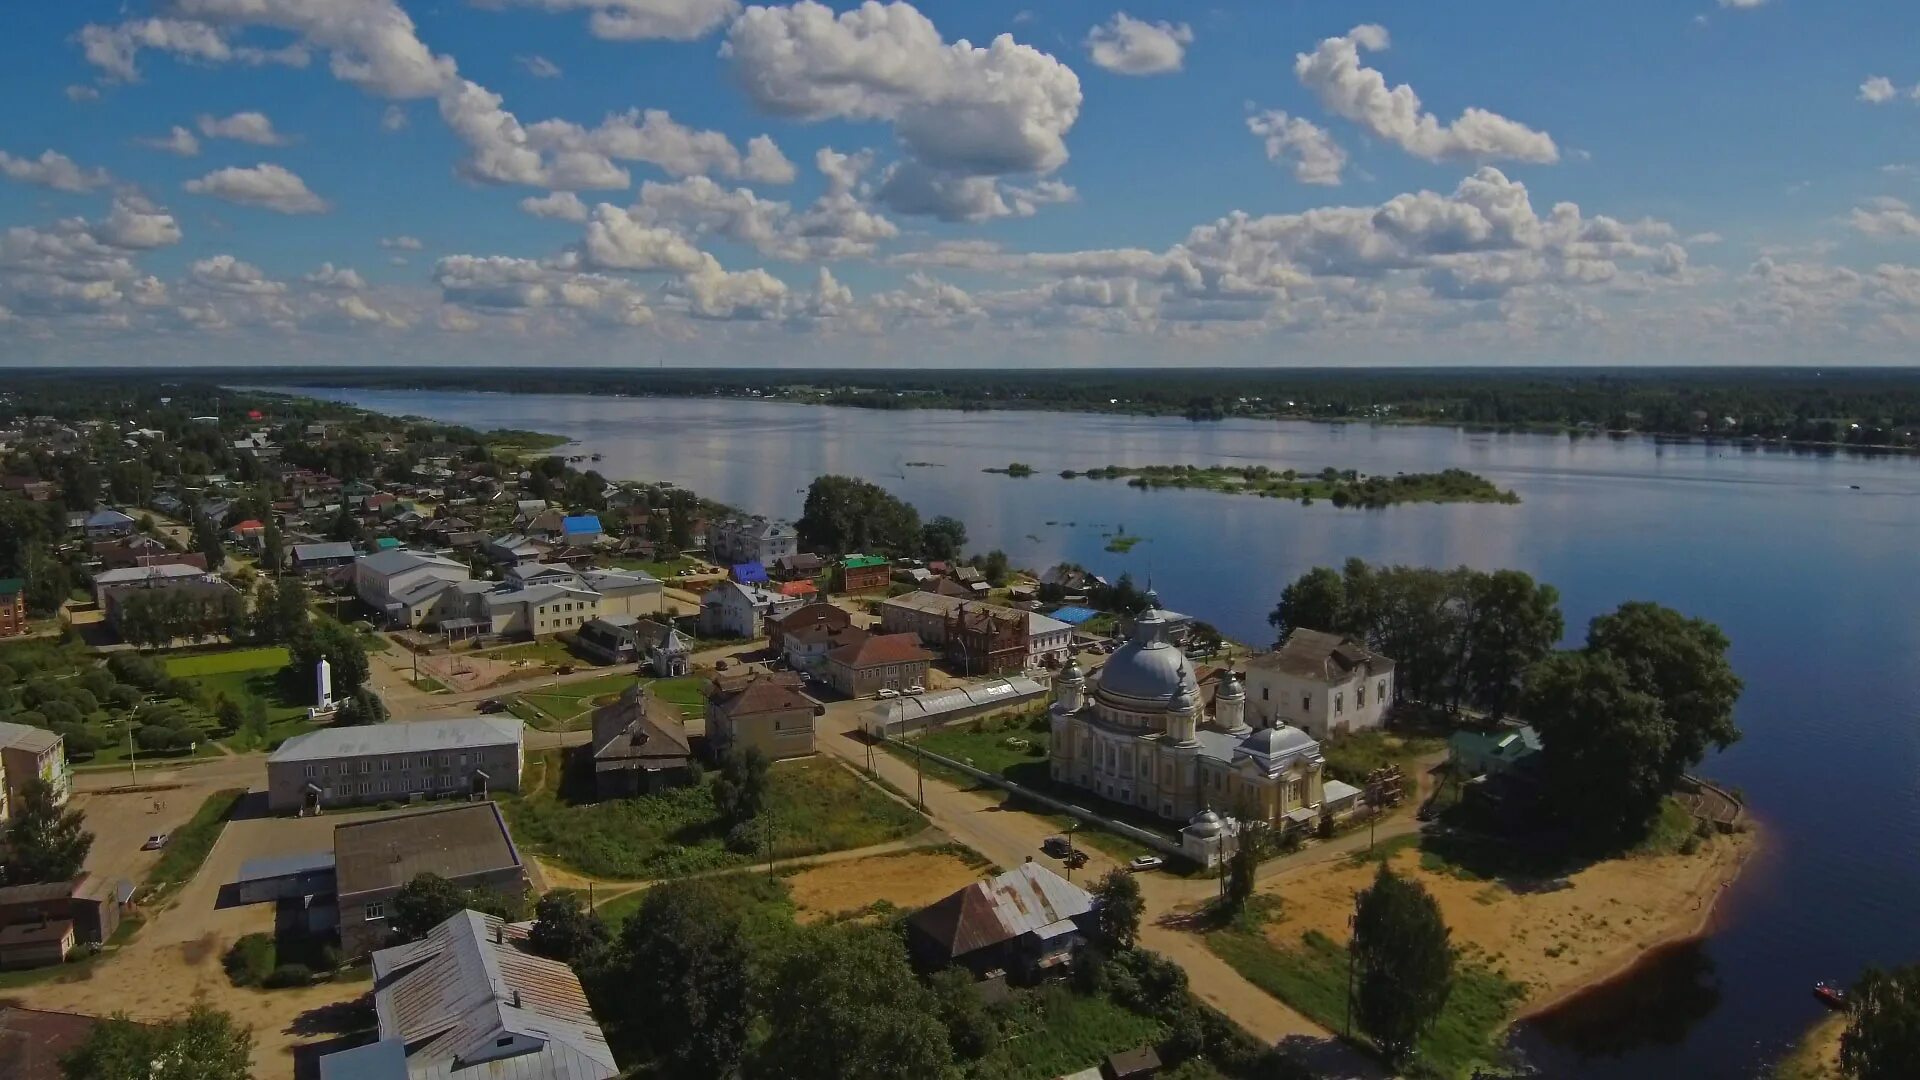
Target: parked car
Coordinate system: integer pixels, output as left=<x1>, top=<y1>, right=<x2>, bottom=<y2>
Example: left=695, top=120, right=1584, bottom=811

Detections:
left=1041, top=835, right=1072, bottom=858
left=477, top=698, right=505, bottom=714
left=904, top=685, right=926, bottom=695
left=876, top=688, right=900, bottom=699
left=556, top=664, right=575, bottom=675
left=142, top=834, right=169, bottom=851
left=1128, top=855, right=1166, bottom=873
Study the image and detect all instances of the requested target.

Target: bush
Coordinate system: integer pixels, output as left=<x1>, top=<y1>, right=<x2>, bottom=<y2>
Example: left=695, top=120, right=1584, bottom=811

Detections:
left=263, top=963, right=314, bottom=988
left=38, top=701, right=83, bottom=727
left=223, top=933, right=276, bottom=987
left=53, top=723, right=104, bottom=759
left=134, top=724, right=195, bottom=752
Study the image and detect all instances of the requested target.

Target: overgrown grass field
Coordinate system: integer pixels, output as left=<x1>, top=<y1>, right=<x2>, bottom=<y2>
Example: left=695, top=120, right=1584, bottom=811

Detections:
left=145, top=788, right=245, bottom=899
left=504, top=753, right=924, bottom=880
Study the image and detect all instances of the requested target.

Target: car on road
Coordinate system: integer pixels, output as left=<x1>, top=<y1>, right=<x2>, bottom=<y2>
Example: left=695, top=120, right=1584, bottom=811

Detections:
left=142, top=834, right=169, bottom=850
left=477, top=698, right=505, bottom=714
left=904, top=685, right=926, bottom=695
left=875, top=688, right=900, bottom=699
left=1128, top=855, right=1165, bottom=873
left=1041, top=835, right=1073, bottom=858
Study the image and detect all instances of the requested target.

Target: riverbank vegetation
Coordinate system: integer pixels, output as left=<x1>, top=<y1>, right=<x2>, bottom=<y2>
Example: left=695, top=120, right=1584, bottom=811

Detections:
left=1047, top=464, right=1520, bottom=507
left=196, top=365, right=1920, bottom=451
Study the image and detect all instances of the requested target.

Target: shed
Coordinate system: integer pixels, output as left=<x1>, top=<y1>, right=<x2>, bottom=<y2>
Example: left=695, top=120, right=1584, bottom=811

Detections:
left=232, top=850, right=337, bottom=905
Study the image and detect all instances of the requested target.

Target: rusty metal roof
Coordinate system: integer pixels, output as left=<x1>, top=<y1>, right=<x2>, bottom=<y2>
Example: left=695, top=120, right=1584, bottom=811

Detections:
left=908, top=862, right=1093, bottom=960
left=362, top=911, right=615, bottom=1080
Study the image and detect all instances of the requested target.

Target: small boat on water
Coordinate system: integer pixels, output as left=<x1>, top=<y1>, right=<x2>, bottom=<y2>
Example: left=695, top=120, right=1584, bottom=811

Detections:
left=1813, top=982, right=1847, bottom=1009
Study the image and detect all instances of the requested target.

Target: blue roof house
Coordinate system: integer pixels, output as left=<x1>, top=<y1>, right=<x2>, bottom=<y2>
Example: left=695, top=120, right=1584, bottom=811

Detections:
left=731, top=561, right=769, bottom=585
left=561, top=514, right=603, bottom=544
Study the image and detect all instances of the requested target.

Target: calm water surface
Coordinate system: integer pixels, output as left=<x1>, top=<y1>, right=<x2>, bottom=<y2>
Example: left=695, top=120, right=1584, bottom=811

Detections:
left=290, top=388, right=1920, bottom=1079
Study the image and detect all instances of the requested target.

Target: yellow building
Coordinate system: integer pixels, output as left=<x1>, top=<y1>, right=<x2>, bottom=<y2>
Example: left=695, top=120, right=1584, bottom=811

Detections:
left=1048, top=610, right=1328, bottom=829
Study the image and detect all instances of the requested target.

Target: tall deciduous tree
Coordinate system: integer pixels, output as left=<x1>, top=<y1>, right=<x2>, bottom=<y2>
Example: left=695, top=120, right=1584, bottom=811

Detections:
left=919, top=515, right=968, bottom=562
left=1841, top=965, right=1920, bottom=1080
left=796, top=475, right=924, bottom=557
left=1, top=778, right=94, bottom=886
left=1586, top=601, right=1743, bottom=785
left=615, top=880, right=753, bottom=1080
left=529, top=891, right=609, bottom=964
left=1463, top=569, right=1564, bottom=717
left=1093, top=868, right=1144, bottom=950
left=1351, top=864, right=1455, bottom=1063
left=1268, top=565, right=1348, bottom=640
left=61, top=1005, right=253, bottom=1080
left=750, top=925, right=954, bottom=1080
left=1523, top=651, right=1674, bottom=848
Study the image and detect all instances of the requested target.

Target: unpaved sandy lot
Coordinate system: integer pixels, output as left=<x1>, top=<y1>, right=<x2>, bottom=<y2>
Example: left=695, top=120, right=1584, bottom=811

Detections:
left=786, top=850, right=987, bottom=923
left=1256, top=830, right=1754, bottom=1009
left=6, top=801, right=404, bottom=1078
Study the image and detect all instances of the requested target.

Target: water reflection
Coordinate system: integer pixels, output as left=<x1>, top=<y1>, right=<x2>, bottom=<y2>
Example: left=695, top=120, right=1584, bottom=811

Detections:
left=1519, top=941, right=1722, bottom=1060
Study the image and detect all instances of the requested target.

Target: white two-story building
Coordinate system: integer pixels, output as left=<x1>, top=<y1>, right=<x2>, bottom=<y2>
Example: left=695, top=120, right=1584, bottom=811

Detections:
left=1243, top=629, right=1395, bottom=739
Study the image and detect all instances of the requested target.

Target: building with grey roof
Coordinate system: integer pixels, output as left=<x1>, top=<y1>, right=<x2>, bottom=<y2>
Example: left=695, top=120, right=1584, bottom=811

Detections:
left=1048, top=614, right=1338, bottom=831
left=333, top=804, right=526, bottom=957
left=319, top=908, right=615, bottom=1080
left=0, top=720, right=71, bottom=819
left=1245, top=628, right=1395, bottom=739
left=266, top=717, right=522, bottom=815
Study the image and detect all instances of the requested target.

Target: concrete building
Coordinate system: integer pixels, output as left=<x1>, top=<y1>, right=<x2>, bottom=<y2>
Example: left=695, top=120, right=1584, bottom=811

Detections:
left=782, top=621, right=869, bottom=676
left=0, top=722, right=70, bottom=819
left=266, top=717, right=523, bottom=815
left=823, top=632, right=934, bottom=698
left=333, top=803, right=527, bottom=957
left=591, top=686, right=692, bottom=797
left=290, top=541, right=357, bottom=573
left=706, top=672, right=819, bottom=762
left=353, top=549, right=472, bottom=629
left=318, top=909, right=616, bottom=1080
left=767, top=600, right=851, bottom=654
left=1049, top=612, right=1335, bottom=831
left=89, top=562, right=209, bottom=607
left=706, top=515, right=799, bottom=565
left=698, top=579, right=801, bottom=639
left=1244, top=629, right=1395, bottom=739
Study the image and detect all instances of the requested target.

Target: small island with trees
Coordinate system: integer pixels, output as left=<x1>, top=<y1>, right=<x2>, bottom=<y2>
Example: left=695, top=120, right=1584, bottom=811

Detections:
left=1024, top=464, right=1521, bottom=507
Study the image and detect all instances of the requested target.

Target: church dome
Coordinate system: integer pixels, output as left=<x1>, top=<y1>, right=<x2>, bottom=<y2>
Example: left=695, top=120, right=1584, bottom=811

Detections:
left=1095, top=611, right=1199, bottom=703
left=1216, top=670, right=1244, bottom=700
left=1238, top=724, right=1317, bottom=762
left=1057, top=658, right=1086, bottom=684
left=1186, top=808, right=1225, bottom=837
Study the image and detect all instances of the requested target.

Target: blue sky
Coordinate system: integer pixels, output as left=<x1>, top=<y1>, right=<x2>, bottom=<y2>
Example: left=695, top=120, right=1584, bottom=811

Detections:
left=4, top=0, right=1919, bottom=367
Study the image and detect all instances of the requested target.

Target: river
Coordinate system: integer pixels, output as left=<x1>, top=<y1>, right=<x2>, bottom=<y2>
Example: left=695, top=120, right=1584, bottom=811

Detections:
left=279, top=387, right=1920, bottom=1078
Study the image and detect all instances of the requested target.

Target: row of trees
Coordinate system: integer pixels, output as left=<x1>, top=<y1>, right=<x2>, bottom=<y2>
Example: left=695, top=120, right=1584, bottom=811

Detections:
left=796, top=475, right=976, bottom=564
left=111, top=587, right=248, bottom=650
left=1270, top=558, right=1564, bottom=716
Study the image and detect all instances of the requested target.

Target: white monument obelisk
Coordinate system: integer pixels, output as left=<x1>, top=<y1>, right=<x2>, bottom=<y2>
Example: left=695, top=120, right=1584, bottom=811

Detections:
left=316, top=657, right=334, bottom=711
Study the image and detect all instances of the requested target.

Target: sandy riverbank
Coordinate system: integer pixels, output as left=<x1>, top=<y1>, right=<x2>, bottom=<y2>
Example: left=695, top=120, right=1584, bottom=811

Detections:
left=1254, top=824, right=1758, bottom=1018
left=1771, top=1010, right=1846, bottom=1079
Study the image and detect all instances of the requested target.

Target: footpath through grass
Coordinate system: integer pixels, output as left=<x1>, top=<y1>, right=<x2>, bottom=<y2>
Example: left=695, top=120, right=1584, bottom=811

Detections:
left=1205, top=919, right=1524, bottom=1078
left=144, top=788, right=246, bottom=900
left=504, top=752, right=925, bottom=880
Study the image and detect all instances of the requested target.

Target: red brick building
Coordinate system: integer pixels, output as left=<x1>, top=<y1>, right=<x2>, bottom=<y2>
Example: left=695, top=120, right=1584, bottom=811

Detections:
left=943, top=604, right=1026, bottom=676
left=0, top=580, right=25, bottom=638
left=836, top=554, right=892, bottom=593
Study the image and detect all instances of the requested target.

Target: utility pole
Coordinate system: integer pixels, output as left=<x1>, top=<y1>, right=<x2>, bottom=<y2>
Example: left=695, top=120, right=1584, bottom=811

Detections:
left=1346, top=903, right=1358, bottom=1039
left=128, top=726, right=137, bottom=789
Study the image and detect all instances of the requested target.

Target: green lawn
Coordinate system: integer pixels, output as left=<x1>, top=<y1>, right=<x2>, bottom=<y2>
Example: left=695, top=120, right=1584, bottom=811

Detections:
left=606, top=555, right=704, bottom=578
left=1321, top=731, right=1445, bottom=801
left=511, top=673, right=705, bottom=733
left=145, top=789, right=246, bottom=900
left=162, top=646, right=292, bottom=677
left=504, top=753, right=924, bottom=880
left=1206, top=924, right=1524, bottom=1078
left=477, top=639, right=594, bottom=672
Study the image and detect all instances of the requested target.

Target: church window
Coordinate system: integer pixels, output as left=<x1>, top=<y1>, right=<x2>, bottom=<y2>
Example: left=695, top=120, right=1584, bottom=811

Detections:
left=1301, top=693, right=1312, bottom=712
left=1335, top=692, right=1344, bottom=716
left=1357, top=685, right=1366, bottom=708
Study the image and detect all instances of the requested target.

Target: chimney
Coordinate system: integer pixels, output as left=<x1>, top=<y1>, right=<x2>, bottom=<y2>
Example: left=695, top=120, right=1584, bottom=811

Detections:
left=494, top=922, right=504, bottom=945
left=511, top=989, right=522, bottom=1009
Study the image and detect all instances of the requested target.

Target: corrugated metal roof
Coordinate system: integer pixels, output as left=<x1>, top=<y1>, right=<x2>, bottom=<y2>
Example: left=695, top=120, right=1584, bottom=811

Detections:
left=0, top=721, right=63, bottom=755
left=268, top=717, right=521, bottom=763
left=859, top=676, right=1046, bottom=735
left=359, top=911, right=616, bottom=1080
left=908, top=863, right=1092, bottom=960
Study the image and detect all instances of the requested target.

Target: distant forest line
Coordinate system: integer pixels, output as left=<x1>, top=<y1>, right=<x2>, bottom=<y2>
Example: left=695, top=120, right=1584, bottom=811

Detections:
left=16, top=366, right=1920, bottom=450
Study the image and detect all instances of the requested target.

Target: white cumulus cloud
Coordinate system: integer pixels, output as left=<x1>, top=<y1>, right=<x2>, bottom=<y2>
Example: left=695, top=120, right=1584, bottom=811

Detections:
left=0, top=149, right=112, bottom=192
left=198, top=110, right=292, bottom=145
left=481, top=0, right=741, bottom=42
left=1296, top=25, right=1558, bottom=165
left=139, top=126, right=203, bottom=156
left=184, top=163, right=328, bottom=213
left=1085, top=13, right=1192, bottom=76
left=1247, top=111, right=1347, bottom=186
left=521, top=191, right=591, bottom=221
